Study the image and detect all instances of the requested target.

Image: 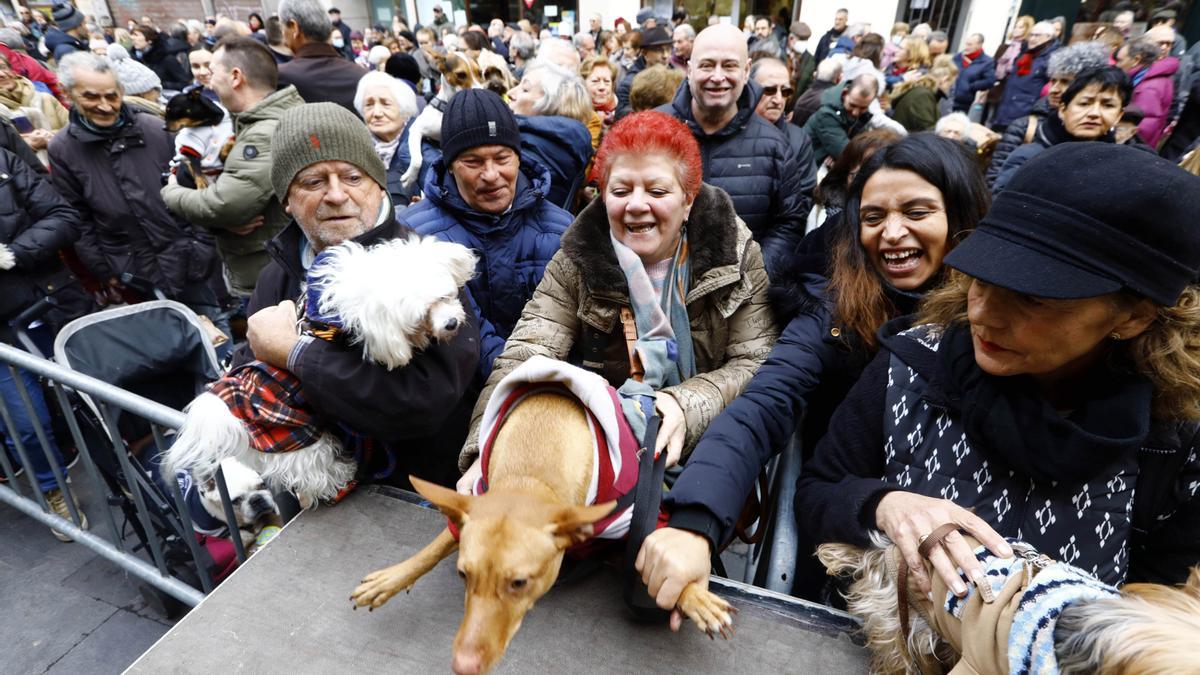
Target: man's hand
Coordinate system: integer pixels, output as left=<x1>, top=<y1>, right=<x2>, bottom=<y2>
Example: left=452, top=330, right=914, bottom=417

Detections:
left=21, top=129, right=54, bottom=151
left=457, top=456, right=483, bottom=495
left=247, top=300, right=300, bottom=369
left=635, top=527, right=713, bottom=630
left=166, top=171, right=179, bottom=187
left=228, top=215, right=265, bottom=236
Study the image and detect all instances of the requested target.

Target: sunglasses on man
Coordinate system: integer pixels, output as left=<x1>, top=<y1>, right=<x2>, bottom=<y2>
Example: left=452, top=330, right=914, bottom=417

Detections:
left=761, top=85, right=794, bottom=98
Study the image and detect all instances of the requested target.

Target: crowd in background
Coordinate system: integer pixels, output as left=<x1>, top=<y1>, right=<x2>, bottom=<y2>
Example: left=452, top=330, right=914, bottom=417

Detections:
left=1, top=0, right=1200, bottom=633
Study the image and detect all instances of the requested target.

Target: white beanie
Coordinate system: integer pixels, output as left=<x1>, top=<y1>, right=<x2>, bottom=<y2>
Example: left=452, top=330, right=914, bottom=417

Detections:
left=106, top=43, right=162, bottom=95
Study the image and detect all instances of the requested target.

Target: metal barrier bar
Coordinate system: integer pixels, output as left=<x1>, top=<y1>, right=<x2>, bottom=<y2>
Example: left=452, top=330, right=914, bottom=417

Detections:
left=0, top=341, right=244, bottom=609
left=0, top=343, right=186, bottom=429
left=0, top=483, right=205, bottom=606
left=215, top=463, right=250, bottom=564
left=10, top=364, right=84, bottom=526
left=48, top=381, right=125, bottom=548
left=95, top=400, right=172, bottom=577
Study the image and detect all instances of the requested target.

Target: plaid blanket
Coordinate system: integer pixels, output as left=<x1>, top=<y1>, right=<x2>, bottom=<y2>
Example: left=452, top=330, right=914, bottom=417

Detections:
left=208, top=362, right=323, bottom=455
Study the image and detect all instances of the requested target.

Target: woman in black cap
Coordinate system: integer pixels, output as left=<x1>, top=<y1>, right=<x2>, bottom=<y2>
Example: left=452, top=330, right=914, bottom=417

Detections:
left=797, top=142, right=1200, bottom=597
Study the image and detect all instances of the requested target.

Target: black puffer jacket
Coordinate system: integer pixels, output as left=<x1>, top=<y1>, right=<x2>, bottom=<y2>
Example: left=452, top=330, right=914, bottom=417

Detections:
left=614, top=55, right=647, bottom=120
left=0, top=148, right=80, bottom=320
left=656, top=81, right=808, bottom=279
left=48, top=107, right=217, bottom=298
left=986, top=96, right=1053, bottom=188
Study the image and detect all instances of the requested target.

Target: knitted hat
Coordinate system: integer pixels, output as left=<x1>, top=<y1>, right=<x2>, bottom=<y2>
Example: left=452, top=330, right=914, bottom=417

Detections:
left=440, top=89, right=521, bottom=165
left=385, top=52, right=420, bottom=85
left=52, top=1, right=84, bottom=31
left=106, top=44, right=162, bottom=95
left=270, top=102, right=388, bottom=202
left=944, top=143, right=1200, bottom=306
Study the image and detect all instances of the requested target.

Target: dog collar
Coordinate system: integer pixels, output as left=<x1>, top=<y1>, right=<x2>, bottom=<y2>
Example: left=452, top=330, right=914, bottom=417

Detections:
left=429, top=97, right=448, bottom=113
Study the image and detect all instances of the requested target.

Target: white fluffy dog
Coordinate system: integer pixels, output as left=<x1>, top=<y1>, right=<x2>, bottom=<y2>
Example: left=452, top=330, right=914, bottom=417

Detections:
left=166, top=235, right=477, bottom=508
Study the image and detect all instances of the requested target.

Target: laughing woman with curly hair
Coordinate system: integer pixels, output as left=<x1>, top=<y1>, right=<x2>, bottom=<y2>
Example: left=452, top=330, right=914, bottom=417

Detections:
left=455, top=111, right=778, bottom=493
left=798, top=143, right=1200, bottom=597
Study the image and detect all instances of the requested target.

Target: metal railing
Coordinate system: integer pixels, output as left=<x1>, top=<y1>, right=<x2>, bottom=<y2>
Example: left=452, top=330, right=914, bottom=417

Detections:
left=0, top=341, right=249, bottom=610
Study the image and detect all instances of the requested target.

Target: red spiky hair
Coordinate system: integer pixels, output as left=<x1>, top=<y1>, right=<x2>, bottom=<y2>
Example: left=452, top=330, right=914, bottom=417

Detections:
left=592, top=111, right=703, bottom=200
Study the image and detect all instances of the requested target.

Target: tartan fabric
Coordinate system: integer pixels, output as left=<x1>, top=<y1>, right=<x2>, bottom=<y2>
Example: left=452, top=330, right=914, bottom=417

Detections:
left=209, top=361, right=324, bottom=455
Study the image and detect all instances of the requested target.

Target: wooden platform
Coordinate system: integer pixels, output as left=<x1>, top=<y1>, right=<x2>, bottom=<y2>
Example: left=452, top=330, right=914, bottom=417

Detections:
left=128, top=486, right=869, bottom=674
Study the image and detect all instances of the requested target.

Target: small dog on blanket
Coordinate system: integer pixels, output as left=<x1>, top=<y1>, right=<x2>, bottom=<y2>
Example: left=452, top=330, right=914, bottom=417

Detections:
left=350, top=358, right=733, bottom=675
left=818, top=533, right=1200, bottom=675
left=165, top=235, right=477, bottom=508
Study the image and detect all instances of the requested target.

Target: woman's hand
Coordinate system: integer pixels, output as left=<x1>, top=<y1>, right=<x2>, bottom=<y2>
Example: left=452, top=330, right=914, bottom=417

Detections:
left=635, top=527, right=712, bottom=631
left=457, top=456, right=483, bottom=495
left=874, top=491, right=1012, bottom=598
left=654, top=391, right=686, bottom=468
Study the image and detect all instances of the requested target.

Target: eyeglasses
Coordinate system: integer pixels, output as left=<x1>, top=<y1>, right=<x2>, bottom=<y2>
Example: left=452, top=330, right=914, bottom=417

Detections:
left=761, top=85, right=794, bottom=98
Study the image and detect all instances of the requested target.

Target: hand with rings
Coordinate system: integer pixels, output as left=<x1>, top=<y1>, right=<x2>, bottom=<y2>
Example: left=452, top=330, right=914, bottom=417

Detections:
left=875, top=490, right=1013, bottom=598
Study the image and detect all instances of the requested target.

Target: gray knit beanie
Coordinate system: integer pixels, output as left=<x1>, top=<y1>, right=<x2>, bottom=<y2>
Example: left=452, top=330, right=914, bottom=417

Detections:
left=270, top=102, right=388, bottom=202
left=440, top=88, right=521, bottom=165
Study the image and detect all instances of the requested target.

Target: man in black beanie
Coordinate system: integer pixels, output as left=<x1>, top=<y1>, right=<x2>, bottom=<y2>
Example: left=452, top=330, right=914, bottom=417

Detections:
left=397, top=89, right=573, bottom=382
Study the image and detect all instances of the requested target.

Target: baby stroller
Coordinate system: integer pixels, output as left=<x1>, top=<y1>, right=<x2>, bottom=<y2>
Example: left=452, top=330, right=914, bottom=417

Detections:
left=48, top=298, right=242, bottom=616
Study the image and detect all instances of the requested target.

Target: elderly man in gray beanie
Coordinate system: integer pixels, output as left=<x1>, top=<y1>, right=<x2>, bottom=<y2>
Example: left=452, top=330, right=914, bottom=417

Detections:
left=235, top=101, right=479, bottom=490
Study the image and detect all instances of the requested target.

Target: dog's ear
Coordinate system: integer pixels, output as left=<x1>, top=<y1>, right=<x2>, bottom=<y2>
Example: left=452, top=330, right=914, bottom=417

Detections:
left=410, top=475, right=472, bottom=527
left=546, top=500, right=617, bottom=549
left=439, top=241, right=478, bottom=288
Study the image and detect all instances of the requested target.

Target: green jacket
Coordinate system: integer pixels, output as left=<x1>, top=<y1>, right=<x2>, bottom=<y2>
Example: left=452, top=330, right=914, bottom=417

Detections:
left=803, top=81, right=873, bottom=164
left=161, top=86, right=304, bottom=296
left=891, top=83, right=940, bottom=133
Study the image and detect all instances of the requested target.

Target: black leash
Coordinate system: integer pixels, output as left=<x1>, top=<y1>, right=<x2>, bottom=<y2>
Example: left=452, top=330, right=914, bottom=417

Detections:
left=621, top=413, right=671, bottom=622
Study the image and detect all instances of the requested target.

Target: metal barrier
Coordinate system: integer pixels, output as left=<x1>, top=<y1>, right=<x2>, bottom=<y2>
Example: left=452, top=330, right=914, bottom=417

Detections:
left=0, top=342, right=249, bottom=610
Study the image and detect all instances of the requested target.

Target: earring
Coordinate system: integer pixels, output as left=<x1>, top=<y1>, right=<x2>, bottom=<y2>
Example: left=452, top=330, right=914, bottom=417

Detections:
left=1110, top=332, right=1122, bottom=340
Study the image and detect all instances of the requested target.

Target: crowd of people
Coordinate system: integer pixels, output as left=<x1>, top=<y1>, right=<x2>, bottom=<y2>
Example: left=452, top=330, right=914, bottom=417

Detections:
left=2, top=0, right=1200, bottom=640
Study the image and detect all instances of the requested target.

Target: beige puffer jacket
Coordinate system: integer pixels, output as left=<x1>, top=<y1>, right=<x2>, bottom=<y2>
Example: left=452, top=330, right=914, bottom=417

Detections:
left=459, top=183, right=779, bottom=471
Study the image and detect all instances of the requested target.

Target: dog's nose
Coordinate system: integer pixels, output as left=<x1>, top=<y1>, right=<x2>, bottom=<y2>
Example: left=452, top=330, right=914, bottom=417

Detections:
left=249, top=494, right=273, bottom=513
left=451, top=650, right=482, bottom=675
left=444, top=317, right=459, bottom=332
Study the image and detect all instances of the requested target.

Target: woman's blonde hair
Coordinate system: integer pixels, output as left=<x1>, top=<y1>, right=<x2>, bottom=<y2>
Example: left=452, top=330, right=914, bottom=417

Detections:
left=902, top=36, right=932, bottom=69
left=1012, top=15, right=1035, bottom=41
left=919, top=273, right=1200, bottom=420
left=1179, top=149, right=1200, bottom=176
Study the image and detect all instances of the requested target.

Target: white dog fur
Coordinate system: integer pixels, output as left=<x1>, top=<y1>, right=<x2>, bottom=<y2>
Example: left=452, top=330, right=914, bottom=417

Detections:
left=167, top=235, right=477, bottom=507
left=398, top=53, right=483, bottom=189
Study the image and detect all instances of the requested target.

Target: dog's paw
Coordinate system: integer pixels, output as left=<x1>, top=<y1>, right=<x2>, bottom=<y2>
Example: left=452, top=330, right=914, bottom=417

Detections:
left=677, top=583, right=737, bottom=640
left=350, top=561, right=422, bottom=610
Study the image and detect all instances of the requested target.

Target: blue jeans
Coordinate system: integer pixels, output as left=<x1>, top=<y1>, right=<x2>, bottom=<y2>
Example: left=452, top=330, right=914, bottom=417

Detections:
left=0, top=363, right=65, bottom=493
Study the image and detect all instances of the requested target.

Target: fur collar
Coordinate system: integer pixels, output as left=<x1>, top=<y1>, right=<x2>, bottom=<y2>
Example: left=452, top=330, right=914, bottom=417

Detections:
left=559, top=183, right=740, bottom=299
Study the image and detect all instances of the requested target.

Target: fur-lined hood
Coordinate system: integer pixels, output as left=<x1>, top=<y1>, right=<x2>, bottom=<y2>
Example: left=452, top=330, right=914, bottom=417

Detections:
left=559, top=182, right=747, bottom=306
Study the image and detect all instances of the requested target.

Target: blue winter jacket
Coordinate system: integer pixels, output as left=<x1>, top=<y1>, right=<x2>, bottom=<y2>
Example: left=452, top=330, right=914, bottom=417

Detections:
left=514, top=114, right=593, bottom=211
left=951, top=51, right=996, bottom=112
left=397, top=155, right=572, bottom=380
left=993, top=39, right=1059, bottom=128
left=656, top=80, right=809, bottom=280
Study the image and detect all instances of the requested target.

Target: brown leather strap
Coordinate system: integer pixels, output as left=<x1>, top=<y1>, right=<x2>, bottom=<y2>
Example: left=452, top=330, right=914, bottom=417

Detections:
left=1023, top=116, right=1038, bottom=145
left=896, top=523, right=962, bottom=667
left=619, top=307, right=644, bottom=382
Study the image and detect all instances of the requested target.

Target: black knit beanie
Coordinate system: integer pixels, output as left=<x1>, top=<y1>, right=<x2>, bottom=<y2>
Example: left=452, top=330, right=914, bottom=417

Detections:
left=385, top=53, right=420, bottom=86
left=440, top=89, right=522, bottom=165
